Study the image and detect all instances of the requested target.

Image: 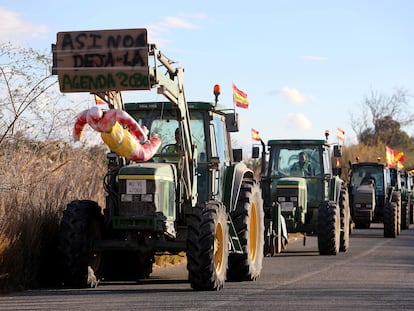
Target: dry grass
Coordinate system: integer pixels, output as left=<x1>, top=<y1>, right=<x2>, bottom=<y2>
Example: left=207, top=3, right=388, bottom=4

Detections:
left=154, top=252, right=187, bottom=268
left=0, top=140, right=106, bottom=292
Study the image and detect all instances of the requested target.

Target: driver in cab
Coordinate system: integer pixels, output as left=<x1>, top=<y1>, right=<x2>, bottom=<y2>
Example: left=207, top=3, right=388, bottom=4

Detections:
left=162, top=128, right=180, bottom=153
left=290, top=151, right=313, bottom=176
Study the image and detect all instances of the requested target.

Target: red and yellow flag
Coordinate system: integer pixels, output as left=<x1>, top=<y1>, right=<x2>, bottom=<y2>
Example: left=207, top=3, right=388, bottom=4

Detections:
left=385, top=146, right=394, bottom=167
left=251, top=128, right=261, bottom=141
left=337, top=128, right=345, bottom=143
left=233, top=84, right=249, bottom=109
left=394, top=151, right=406, bottom=164
left=385, top=146, right=406, bottom=167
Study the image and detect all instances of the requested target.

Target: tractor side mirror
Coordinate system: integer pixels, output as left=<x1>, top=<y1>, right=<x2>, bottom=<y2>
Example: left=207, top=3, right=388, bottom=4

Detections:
left=333, top=145, right=342, bottom=157
left=233, top=148, right=242, bottom=162
left=225, top=113, right=239, bottom=132
left=332, top=167, right=342, bottom=177
left=252, top=146, right=260, bottom=159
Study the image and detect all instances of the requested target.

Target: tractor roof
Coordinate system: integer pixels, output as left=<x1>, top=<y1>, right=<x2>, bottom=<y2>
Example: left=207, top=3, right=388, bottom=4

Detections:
left=124, top=101, right=230, bottom=113
left=351, top=162, right=386, bottom=168
left=267, top=139, right=328, bottom=147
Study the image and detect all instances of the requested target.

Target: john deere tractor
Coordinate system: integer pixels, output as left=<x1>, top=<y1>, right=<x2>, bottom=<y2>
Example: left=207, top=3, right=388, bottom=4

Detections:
left=253, top=132, right=350, bottom=255
left=52, top=28, right=264, bottom=290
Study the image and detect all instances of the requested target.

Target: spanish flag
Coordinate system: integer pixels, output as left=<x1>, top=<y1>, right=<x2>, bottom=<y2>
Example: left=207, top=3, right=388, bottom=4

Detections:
left=233, top=84, right=249, bottom=109
left=337, top=128, right=345, bottom=143
left=251, top=128, right=261, bottom=141
left=385, top=146, right=406, bottom=167
left=385, top=146, right=394, bottom=167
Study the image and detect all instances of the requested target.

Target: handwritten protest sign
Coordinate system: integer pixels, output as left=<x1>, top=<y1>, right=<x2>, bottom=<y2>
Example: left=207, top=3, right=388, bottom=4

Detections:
left=53, top=28, right=150, bottom=92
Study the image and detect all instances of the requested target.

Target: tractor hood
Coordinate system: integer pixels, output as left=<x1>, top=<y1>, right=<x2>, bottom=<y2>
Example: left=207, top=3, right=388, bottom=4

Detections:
left=118, top=162, right=177, bottom=181
left=272, top=177, right=307, bottom=211
left=117, top=162, right=178, bottom=223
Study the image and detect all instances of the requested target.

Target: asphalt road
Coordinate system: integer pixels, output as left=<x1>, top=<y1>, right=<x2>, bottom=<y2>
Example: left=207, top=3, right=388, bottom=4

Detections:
left=1, top=224, right=414, bottom=311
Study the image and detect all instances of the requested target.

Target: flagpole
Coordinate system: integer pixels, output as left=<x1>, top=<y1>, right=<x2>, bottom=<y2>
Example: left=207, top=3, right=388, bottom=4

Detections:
left=232, top=83, right=236, bottom=111
left=232, top=83, right=237, bottom=127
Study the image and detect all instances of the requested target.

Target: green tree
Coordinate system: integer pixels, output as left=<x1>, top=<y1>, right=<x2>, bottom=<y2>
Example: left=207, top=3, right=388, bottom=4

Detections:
left=351, top=88, right=413, bottom=148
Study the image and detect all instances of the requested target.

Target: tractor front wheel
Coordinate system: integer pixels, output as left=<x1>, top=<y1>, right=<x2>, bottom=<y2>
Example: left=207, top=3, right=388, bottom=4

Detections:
left=187, top=202, right=229, bottom=291
left=227, top=180, right=264, bottom=281
left=317, top=202, right=340, bottom=255
left=58, top=200, right=103, bottom=287
left=384, top=202, right=398, bottom=238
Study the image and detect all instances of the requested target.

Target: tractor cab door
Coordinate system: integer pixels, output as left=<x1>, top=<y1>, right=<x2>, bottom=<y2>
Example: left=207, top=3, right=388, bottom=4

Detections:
left=209, top=114, right=231, bottom=203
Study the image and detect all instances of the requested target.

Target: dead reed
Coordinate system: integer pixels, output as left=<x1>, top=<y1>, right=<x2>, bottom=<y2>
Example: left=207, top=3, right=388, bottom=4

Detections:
left=0, top=140, right=106, bottom=292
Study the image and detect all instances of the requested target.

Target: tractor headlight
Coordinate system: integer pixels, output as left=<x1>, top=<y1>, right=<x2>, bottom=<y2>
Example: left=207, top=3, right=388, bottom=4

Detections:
left=355, top=203, right=361, bottom=208
left=278, top=197, right=286, bottom=202
left=290, top=196, right=298, bottom=202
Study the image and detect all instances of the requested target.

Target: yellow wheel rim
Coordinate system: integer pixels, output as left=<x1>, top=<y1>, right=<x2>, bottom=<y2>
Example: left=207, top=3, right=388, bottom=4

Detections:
left=249, top=202, right=258, bottom=262
left=214, top=222, right=224, bottom=273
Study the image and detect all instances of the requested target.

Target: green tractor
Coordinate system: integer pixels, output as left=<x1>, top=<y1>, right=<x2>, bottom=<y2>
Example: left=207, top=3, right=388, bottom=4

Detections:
left=348, top=161, right=401, bottom=237
left=52, top=29, right=264, bottom=290
left=253, top=132, right=350, bottom=255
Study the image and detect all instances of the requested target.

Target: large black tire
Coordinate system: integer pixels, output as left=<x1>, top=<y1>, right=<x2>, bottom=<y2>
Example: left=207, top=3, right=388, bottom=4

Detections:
left=392, top=192, right=401, bottom=235
left=317, top=202, right=340, bottom=255
left=58, top=200, right=103, bottom=287
left=401, top=202, right=410, bottom=230
left=384, top=202, right=398, bottom=238
left=187, top=202, right=229, bottom=291
left=227, top=180, right=265, bottom=281
left=339, top=187, right=350, bottom=252
left=410, top=199, right=414, bottom=225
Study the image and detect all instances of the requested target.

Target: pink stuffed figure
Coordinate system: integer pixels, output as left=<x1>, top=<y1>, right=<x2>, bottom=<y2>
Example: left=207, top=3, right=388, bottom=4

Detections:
left=73, top=106, right=161, bottom=162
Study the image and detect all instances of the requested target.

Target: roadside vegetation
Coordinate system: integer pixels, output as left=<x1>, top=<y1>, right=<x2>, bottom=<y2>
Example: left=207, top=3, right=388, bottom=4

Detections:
left=0, top=140, right=106, bottom=292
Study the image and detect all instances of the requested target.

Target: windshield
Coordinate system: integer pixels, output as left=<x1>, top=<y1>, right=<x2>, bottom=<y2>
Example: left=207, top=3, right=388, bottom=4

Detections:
left=128, top=109, right=206, bottom=161
left=350, top=165, right=384, bottom=195
left=269, top=145, right=322, bottom=177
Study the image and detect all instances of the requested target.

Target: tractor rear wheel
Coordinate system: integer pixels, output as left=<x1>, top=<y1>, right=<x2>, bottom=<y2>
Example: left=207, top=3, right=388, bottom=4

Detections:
left=227, top=180, right=264, bottom=281
left=187, top=202, right=229, bottom=291
left=58, top=200, right=103, bottom=287
left=317, top=202, right=340, bottom=255
left=384, top=202, right=398, bottom=238
left=392, top=192, right=402, bottom=235
left=339, top=187, right=350, bottom=252
left=401, top=202, right=410, bottom=230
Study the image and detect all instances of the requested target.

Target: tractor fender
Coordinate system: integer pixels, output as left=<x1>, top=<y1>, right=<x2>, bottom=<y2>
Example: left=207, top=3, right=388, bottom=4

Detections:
left=331, top=176, right=345, bottom=204
left=224, top=162, right=255, bottom=213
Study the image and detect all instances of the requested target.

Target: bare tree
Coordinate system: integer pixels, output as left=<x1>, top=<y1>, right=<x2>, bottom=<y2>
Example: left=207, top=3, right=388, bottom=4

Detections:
left=0, top=42, right=80, bottom=146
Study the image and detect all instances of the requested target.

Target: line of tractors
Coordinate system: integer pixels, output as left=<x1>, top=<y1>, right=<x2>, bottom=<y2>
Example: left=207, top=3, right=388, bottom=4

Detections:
left=51, top=28, right=413, bottom=291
